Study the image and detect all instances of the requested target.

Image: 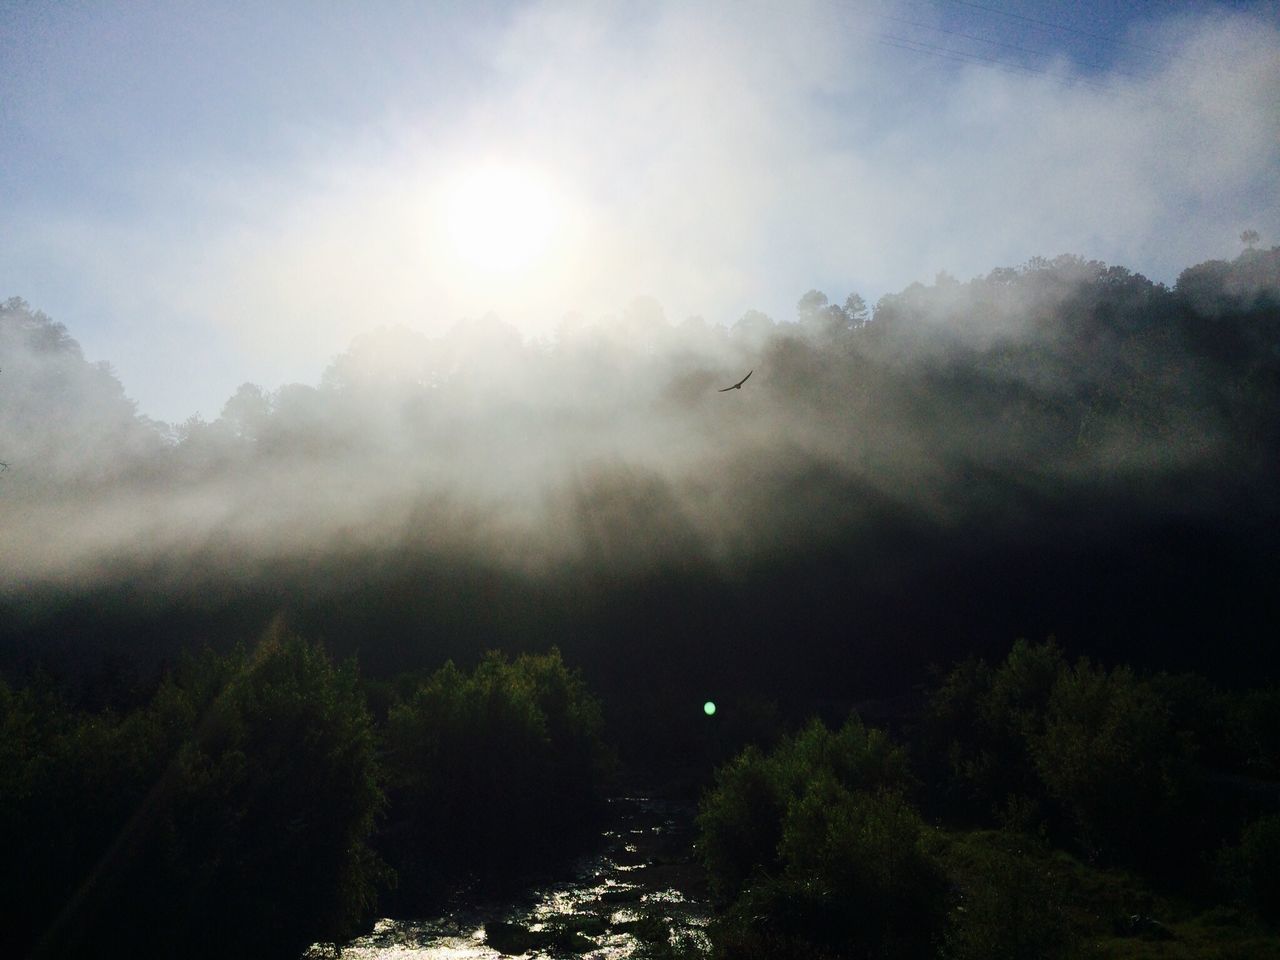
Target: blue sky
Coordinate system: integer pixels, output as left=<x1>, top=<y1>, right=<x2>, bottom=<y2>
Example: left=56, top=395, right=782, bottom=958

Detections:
left=2, top=0, right=1277, bottom=423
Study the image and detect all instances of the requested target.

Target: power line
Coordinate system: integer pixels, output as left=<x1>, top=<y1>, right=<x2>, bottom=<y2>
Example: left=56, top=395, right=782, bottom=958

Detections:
left=934, top=0, right=1197, bottom=64
left=876, top=31, right=1122, bottom=94
left=917, top=0, right=1262, bottom=97
left=810, top=2, right=1150, bottom=99
left=881, top=10, right=1159, bottom=81
left=733, top=1, right=1259, bottom=110
left=876, top=34, right=1041, bottom=74
left=833, top=1, right=1262, bottom=110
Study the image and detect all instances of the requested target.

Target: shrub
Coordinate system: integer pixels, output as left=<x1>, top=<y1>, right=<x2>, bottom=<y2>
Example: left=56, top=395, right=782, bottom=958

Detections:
left=697, top=715, right=910, bottom=901
left=707, top=784, right=945, bottom=959
left=1218, top=814, right=1280, bottom=924
left=923, top=641, right=1214, bottom=870
left=1234, top=686, right=1280, bottom=779
left=699, top=716, right=944, bottom=959
left=696, top=744, right=788, bottom=901
left=0, top=634, right=386, bottom=960
left=171, top=632, right=387, bottom=955
left=781, top=779, right=946, bottom=956
left=920, top=640, right=1065, bottom=820
left=382, top=648, right=612, bottom=896
left=1031, top=659, right=1196, bottom=864
left=942, top=833, right=1074, bottom=960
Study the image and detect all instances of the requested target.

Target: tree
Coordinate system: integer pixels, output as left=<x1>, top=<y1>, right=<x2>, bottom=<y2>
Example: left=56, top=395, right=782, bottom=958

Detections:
left=0, top=297, right=161, bottom=481
left=844, top=292, right=869, bottom=326
left=1240, top=229, right=1260, bottom=250
left=700, top=717, right=943, bottom=959
left=1032, top=659, right=1196, bottom=864
left=219, top=382, right=271, bottom=442
left=382, top=650, right=610, bottom=899
left=731, top=308, right=775, bottom=345
left=1218, top=814, right=1280, bottom=923
left=797, top=289, right=866, bottom=343
left=796, top=289, right=829, bottom=322
left=698, top=716, right=912, bottom=901
left=0, top=634, right=387, bottom=959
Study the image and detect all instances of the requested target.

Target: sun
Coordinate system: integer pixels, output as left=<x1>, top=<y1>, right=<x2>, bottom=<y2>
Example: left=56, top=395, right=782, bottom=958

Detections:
left=442, top=162, right=561, bottom=275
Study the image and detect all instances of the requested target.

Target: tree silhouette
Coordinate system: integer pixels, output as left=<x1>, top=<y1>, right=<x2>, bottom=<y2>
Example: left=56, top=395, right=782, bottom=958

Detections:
left=1241, top=229, right=1260, bottom=249
left=796, top=289, right=829, bottom=322
left=844, top=292, right=869, bottom=326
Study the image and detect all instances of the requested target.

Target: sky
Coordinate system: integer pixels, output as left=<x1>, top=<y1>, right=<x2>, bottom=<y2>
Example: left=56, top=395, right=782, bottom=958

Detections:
left=2, top=0, right=1277, bottom=424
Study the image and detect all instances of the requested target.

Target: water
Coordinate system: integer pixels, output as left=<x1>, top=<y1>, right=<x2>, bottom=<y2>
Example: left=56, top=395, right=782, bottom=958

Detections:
left=306, top=794, right=710, bottom=959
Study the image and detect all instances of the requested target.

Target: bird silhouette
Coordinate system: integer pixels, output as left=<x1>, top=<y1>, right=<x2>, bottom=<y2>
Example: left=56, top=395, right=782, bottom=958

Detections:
left=718, top=370, right=753, bottom=392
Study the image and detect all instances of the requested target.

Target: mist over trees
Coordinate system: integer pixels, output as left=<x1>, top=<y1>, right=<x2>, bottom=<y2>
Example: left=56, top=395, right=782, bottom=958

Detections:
left=2, top=247, right=1279, bottom=713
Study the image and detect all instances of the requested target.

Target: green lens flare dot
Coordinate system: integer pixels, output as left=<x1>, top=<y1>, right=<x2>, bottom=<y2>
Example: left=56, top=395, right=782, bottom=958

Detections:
left=703, top=701, right=717, bottom=716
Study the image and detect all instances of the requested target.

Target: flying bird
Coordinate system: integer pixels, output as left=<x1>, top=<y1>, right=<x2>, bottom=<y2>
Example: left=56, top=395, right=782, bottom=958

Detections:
left=718, top=370, right=753, bottom=392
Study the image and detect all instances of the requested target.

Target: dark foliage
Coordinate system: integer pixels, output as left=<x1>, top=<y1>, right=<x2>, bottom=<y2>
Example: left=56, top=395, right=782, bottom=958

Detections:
left=939, top=832, right=1076, bottom=960
left=0, top=630, right=385, bottom=959
left=0, top=639, right=616, bottom=958
left=1218, top=814, right=1280, bottom=925
left=698, top=716, right=944, bottom=958
left=381, top=648, right=613, bottom=901
left=920, top=636, right=1280, bottom=894
left=926, top=642, right=1169, bottom=862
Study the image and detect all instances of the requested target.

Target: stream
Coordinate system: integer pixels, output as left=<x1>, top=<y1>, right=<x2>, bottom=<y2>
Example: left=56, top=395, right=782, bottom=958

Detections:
left=304, top=793, right=711, bottom=959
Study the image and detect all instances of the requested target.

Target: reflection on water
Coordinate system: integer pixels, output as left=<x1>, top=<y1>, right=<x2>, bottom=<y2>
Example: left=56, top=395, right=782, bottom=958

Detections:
left=305, top=796, right=709, bottom=959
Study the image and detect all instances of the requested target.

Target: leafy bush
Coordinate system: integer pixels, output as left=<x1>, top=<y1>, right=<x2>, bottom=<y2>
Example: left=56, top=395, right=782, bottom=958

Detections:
left=382, top=648, right=612, bottom=896
left=1, top=642, right=614, bottom=954
left=707, top=783, right=945, bottom=959
left=696, top=743, right=788, bottom=901
left=1218, top=814, right=1280, bottom=924
left=783, top=780, right=946, bottom=955
left=0, top=674, right=172, bottom=955
left=698, top=716, right=943, bottom=959
left=1233, top=686, right=1280, bottom=779
left=1031, top=659, right=1197, bottom=864
left=164, top=632, right=387, bottom=956
left=920, top=640, right=1064, bottom=820
left=941, top=833, right=1074, bottom=960
left=923, top=640, right=1211, bottom=869
left=0, top=633, right=386, bottom=960
left=697, top=715, right=910, bottom=900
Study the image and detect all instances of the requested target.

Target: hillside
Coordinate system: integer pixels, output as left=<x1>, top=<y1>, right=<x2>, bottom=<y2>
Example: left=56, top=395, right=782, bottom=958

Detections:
left=1, top=249, right=1278, bottom=721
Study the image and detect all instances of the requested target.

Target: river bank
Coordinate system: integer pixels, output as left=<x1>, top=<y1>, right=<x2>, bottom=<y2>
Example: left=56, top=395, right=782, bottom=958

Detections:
left=305, top=791, right=709, bottom=959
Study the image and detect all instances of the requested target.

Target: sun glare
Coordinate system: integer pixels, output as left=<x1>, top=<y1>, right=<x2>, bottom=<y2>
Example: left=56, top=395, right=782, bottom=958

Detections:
left=443, top=163, right=561, bottom=275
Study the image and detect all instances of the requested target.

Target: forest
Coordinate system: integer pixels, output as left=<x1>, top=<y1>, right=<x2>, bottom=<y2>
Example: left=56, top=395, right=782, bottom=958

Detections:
left=1, top=246, right=1278, bottom=958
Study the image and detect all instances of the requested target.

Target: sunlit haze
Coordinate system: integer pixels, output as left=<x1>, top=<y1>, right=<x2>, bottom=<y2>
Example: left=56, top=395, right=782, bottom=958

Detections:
left=442, top=162, right=564, bottom=275
left=3, top=0, right=1275, bottom=422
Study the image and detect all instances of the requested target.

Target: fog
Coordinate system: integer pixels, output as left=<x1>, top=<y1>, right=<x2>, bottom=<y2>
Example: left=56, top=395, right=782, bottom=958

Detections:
left=0, top=294, right=789, bottom=583
left=3, top=245, right=1276, bottom=597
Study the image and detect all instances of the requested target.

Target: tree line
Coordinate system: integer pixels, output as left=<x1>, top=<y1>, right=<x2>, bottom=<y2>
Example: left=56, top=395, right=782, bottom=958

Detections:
left=0, top=635, right=611, bottom=959
left=696, top=639, right=1280, bottom=958
left=4, top=631, right=1276, bottom=958
left=2, top=246, right=1278, bottom=761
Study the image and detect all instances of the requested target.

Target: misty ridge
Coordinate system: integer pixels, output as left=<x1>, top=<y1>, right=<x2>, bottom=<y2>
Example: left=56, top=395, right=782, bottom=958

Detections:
left=2, top=246, right=1279, bottom=686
